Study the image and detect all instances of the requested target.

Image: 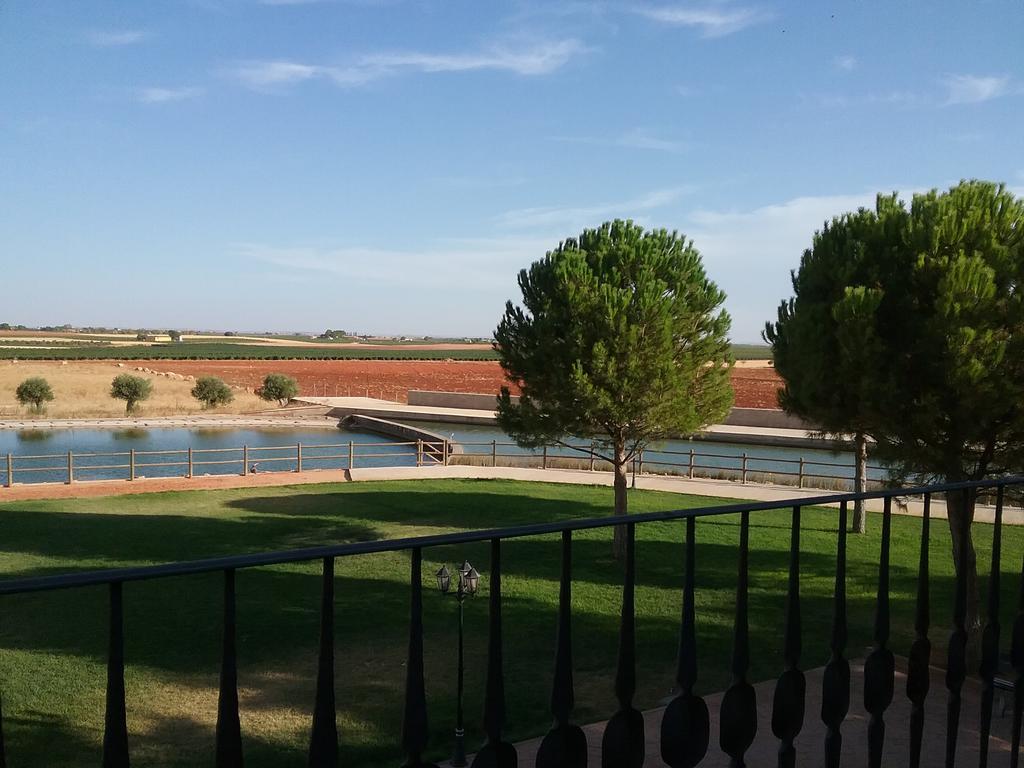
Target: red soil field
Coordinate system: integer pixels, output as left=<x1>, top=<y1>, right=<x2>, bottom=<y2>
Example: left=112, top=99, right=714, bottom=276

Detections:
left=143, top=360, right=783, bottom=409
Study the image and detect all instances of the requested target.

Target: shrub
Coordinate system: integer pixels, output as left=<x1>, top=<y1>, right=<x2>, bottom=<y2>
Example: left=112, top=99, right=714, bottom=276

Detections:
left=191, top=376, right=234, bottom=408
left=258, top=373, right=299, bottom=406
left=15, top=377, right=54, bottom=413
left=110, top=374, right=152, bottom=415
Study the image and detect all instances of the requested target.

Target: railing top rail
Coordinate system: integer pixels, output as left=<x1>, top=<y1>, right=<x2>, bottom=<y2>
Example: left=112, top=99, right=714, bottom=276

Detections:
left=0, top=476, right=1018, bottom=597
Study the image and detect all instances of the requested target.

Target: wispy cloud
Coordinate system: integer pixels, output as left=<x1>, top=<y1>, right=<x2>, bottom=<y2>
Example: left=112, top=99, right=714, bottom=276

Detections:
left=684, top=190, right=892, bottom=341
left=86, top=29, right=149, bottom=47
left=867, top=90, right=930, bottom=108
left=231, top=39, right=587, bottom=89
left=552, top=128, right=688, bottom=154
left=235, top=237, right=547, bottom=288
left=134, top=86, right=204, bottom=104
left=834, top=54, right=857, bottom=71
left=943, top=74, right=1010, bottom=105
left=631, top=4, right=769, bottom=37
left=495, top=186, right=693, bottom=230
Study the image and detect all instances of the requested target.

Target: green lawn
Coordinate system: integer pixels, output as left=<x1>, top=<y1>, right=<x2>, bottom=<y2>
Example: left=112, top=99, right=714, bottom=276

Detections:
left=0, top=479, right=1019, bottom=766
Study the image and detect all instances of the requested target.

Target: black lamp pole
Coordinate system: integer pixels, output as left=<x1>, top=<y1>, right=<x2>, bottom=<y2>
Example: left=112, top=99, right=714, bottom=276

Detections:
left=436, top=560, right=480, bottom=768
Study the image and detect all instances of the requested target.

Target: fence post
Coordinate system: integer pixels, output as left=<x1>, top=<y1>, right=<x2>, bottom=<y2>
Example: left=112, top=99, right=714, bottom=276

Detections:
left=243, top=445, right=249, bottom=476
left=67, top=450, right=74, bottom=484
left=348, top=441, right=354, bottom=470
left=638, top=449, right=644, bottom=476
left=129, top=449, right=135, bottom=482
left=416, top=439, right=423, bottom=468
left=631, top=456, right=637, bottom=489
left=542, top=445, right=548, bottom=470
left=741, top=453, right=748, bottom=484
left=443, top=441, right=449, bottom=466
left=6, top=452, right=13, bottom=487
left=492, top=440, right=497, bottom=467
left=187, top=447, right=194, bottom=478
left=589, top=444, right=595, bottom=472
left=798, top=457, right=805, bottom=488
left=297, top=443, right=303, bottom=473
left=688, top=448, right=695, bottom=479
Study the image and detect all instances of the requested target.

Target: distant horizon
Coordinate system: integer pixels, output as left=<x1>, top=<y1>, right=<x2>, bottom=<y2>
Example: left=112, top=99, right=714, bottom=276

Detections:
left=0, top=323, right=775, bottom=348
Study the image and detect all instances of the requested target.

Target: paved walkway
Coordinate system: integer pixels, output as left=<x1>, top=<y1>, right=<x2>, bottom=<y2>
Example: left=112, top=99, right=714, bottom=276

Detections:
left=441, top=659, right=1019, bottom=767
left=0, top=464, right=1015, bottom=524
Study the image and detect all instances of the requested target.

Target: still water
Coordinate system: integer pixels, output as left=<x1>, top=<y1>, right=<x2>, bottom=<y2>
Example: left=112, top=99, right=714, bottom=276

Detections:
left=0, top=421, right=889, bottom=488
left=0, top=427, right=416, bottom=484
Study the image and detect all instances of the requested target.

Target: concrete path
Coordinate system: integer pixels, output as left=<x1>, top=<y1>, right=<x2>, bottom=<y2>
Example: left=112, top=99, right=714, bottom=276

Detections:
left=441, top=659, right=1020, bottom=767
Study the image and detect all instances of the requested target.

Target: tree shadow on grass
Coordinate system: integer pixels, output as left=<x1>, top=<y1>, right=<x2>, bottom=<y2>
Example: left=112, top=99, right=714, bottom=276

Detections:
left=0, top=485, right=1021, bottom=766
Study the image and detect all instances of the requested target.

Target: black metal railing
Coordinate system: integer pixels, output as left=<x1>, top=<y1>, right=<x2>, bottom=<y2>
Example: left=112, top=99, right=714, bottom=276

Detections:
left=0, top=478, right=1023, bottom=766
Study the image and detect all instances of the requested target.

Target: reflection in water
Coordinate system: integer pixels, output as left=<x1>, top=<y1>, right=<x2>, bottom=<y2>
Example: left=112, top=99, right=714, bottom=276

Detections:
left=17, top=429, right=53, bottom=442
left=112, top=428, right=150, bottom=440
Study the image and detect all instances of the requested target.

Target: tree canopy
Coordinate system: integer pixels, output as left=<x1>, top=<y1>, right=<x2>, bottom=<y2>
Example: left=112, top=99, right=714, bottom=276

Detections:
left=495, top=219, right=733, bottom=557
left=110, top=374, right=153, bottom=415
left=764, top=206, right=899, bottom=532
left=191, top=376, right=234, bottom=408
left=768, top=180, right=1024, bottom=622
left=15, top=377, right=55, bottom=413
left=259, top=373, right=299, bottom=406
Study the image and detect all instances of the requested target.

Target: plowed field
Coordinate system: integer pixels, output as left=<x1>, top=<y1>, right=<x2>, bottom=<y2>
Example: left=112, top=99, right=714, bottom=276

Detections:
left=143, top=360, right=783, bottom=409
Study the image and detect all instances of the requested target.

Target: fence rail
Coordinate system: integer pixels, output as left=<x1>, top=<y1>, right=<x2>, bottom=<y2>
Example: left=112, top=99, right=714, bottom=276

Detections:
left=2, top=437, right=450, bottom=486
left=2, top=437, right=883, bottom=490
left=0, top=477, right=1021, bottom=767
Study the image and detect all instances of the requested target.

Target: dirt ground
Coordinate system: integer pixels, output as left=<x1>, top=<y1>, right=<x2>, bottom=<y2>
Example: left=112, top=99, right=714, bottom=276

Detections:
left=0, top=359, right=782, bottom=419
left=0, top=361, right=267, bottom=419
left=138, top=359, right=783, bottom=409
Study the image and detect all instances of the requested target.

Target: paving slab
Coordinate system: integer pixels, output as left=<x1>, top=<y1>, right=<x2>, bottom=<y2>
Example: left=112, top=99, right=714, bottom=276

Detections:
left=442, top=659, right=1020, bottom=767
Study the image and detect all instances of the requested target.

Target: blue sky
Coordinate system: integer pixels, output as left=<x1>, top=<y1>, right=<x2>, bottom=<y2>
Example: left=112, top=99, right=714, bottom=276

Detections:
left=2, top=1, right=1021, bottom=342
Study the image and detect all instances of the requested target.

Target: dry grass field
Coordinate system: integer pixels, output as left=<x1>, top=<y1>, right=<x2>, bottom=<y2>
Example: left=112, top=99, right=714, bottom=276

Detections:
left=0, top=361, right=266, bottom=419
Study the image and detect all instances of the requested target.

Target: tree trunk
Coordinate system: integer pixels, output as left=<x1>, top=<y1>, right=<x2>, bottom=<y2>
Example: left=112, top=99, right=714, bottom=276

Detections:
left=945, top=487, right=980, bottom=629
left=612, top=441, right=629, bottom=561
left=851, top=431, right=868, bottom=534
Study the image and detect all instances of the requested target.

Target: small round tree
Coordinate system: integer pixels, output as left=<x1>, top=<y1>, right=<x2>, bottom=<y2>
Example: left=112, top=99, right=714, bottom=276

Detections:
left=259, top=373, right=299, bottom=406
left=191, top=376, right=234, bottom=408
left=110, top=374, right=153, bottom=415
left=496, top=219, right=733, bottom=560
left=16, top=377, right=55, bottom=413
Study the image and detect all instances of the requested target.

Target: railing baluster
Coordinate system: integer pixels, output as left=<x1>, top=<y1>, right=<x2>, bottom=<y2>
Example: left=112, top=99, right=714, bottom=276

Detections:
left=309, top=557, right=338, bottom=767
left=601, top=521, right=643, bottom=768
left=401, top=548, right=437, bottom=768
left=103, top=581, right=129, bottom=768
left=537, top=531, right=587, bottom=768
left=978, top=485, right=1004, bottom=767
left=1011, top=543, right=1024, bottom=768
left=906, top=494, right=932, bottom=768
left=720, top=510, right=757, bottom=768
left=946, top=488, right=971, bottom=768
left=661, top=516, right=709, bottom=768
left=216, top=569, right=243, bottom=768
left=471, top=539, right=515, bottom=767
left=864, top=496, right=894, bottom=768
left=821, top=500, right=849, bottom=768
left=771, top=505, right=804, bottom=768
left=0, top=691, right=5, bottom=768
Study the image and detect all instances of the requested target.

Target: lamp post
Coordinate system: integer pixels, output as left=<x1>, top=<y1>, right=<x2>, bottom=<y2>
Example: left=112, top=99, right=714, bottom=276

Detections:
left=435, top=559, right=481, bottom=767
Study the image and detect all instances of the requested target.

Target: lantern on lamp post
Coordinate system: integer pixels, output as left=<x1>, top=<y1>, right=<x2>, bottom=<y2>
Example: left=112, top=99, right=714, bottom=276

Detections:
left=435, top=559, right=481, bottom=767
